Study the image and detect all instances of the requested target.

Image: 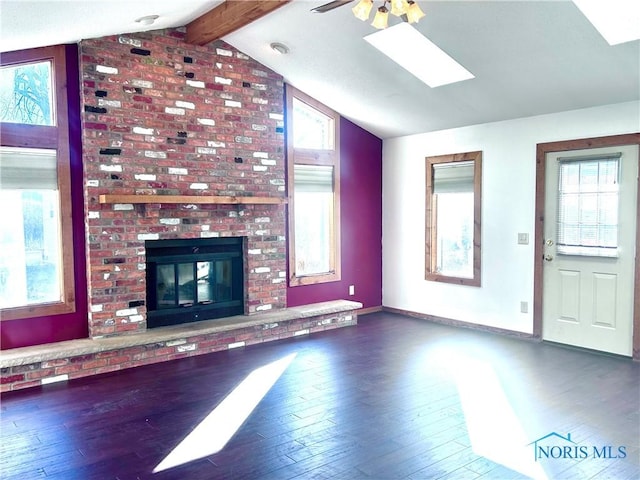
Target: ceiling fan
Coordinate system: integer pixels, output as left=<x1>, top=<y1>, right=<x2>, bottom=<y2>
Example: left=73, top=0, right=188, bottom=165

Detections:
left=311, top=1, right=355, bottom=14
left=310, top=0, right=426, bottom=28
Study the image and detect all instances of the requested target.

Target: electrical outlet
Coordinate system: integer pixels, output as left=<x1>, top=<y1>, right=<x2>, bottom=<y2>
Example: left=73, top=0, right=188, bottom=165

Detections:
left=520, top=301, right=528, bottom=313
left=349, top=285, right=355, bottom=296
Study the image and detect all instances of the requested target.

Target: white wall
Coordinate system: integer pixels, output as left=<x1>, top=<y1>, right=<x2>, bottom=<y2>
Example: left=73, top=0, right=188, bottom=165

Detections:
left=382, top=101, right=639, bottom=333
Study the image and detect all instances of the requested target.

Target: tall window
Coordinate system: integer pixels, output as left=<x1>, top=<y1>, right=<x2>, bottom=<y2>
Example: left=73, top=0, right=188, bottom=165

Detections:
left=0, top=46, right=75, bottom=321
left=286, top=85, right=341, bottom=286
left=425, top=151, right=482, bottom=286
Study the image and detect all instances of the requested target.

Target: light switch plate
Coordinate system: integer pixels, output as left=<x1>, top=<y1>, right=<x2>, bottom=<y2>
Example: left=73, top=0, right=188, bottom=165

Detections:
left=517, top=233, right=529, bottom=245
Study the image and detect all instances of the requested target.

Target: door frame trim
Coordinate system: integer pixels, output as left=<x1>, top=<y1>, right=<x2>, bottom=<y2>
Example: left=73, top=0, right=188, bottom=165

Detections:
left=533, top=133, right=640, bottom=360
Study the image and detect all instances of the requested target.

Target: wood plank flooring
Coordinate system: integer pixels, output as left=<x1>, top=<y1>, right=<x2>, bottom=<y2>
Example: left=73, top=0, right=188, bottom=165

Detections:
left=1, top=312, right=639, bottom=479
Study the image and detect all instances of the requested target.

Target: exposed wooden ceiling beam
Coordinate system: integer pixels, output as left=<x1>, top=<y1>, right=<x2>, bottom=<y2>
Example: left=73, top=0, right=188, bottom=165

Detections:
left=186, top=0, right=292, bottom=46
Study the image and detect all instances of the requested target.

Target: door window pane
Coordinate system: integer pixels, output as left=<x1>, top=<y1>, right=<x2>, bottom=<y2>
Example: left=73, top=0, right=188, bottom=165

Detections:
left=0, top=61, right=54, bottom=126
left=557, top=157, right=619, bottom=257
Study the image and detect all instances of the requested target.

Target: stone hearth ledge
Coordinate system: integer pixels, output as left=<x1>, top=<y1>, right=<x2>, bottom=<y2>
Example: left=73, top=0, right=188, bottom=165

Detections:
left=1, top=300, right=362, bottom=368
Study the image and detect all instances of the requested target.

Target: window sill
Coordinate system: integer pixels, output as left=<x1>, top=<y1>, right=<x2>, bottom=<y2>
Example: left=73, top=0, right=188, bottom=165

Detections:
left=289, top=271, right=341, bottom=287
left=0, top=300, right=75, bottom=322
left=425, top=273, right=481, bottom=287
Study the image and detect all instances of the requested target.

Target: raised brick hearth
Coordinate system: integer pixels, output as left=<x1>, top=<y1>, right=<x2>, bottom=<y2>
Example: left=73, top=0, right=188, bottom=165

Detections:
left=0, top=300, right=360, bottom=392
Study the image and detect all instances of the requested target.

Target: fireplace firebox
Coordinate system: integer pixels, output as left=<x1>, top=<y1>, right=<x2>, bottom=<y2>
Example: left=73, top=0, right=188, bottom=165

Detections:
left=145, top=237, right=244, bottom=328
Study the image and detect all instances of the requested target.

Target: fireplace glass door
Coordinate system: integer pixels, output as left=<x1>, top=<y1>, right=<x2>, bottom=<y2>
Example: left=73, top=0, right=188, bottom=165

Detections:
left=146, top=237, right=244, bottom=328
left=156, top=260, right=232, bottom=309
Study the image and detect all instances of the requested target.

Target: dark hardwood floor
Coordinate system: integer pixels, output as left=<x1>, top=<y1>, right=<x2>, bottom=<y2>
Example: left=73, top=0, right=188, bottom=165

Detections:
left=1, top=312, right=639, bottom=480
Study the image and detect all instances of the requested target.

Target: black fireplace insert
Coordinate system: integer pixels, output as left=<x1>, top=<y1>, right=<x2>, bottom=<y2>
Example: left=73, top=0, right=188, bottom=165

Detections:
left=145, top=237, right=244, bottom=328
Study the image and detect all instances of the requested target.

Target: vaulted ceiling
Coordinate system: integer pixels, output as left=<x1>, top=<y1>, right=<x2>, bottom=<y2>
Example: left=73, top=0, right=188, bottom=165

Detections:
left=1, top=0, right=638, bottom=139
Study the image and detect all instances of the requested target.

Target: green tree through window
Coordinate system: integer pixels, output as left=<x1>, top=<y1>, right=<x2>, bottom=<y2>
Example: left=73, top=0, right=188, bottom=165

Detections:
left=0, top=61, right=53, bottom=125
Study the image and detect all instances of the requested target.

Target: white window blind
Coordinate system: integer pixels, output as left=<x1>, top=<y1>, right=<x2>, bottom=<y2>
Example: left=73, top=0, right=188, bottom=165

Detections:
left=556, top=153, right=620, bottom=257
left=433, top=160, right=474, bottom=194
left=0, top=147, right=57, bottom=190
left=294, top=164, right=334, bottom=193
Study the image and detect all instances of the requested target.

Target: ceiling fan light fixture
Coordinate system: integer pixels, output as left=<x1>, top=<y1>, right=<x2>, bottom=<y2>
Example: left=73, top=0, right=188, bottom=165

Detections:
left=390, top=0, right=410, bottom=17
left=352, top=0, right=374, bottom=21
left=135, top=15, right=159, bottom=26
left=270, top=42, right=290, bottom=55
left=406, top=1, right=426, bottom=24
left=371, top=5, right=389, bottom=29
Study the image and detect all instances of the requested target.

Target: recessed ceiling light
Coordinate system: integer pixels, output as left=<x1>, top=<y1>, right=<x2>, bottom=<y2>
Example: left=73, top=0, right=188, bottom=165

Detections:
left=135, top=15, right=159, bottom=26
left=573, top=0, right=640, bottom=45
left=270, top=42, right=290, bottom=55
left=364, top=22, right=474, bottom=88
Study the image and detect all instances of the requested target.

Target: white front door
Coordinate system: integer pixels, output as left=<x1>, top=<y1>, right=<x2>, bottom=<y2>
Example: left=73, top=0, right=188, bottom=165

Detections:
left=542, top=145, right=638, bottom=356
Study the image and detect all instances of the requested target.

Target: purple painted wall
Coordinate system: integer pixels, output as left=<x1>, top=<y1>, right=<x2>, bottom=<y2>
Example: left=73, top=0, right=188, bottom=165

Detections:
left=287, top=118, right=383, bottom=309
left=1, top=45, right=88, bottom=349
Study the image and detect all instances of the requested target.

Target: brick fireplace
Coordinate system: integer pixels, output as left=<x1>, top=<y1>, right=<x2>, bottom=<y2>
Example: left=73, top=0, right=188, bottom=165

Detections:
left=82, top=28, right=287, bottom=338
left=0, top=26, right=371, bottom=391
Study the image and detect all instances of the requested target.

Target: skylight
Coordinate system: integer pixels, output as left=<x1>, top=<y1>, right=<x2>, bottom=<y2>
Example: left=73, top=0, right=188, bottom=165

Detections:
left=364, top=22, right=474, bottom=88
left=573, top=0, right=640, bottom=45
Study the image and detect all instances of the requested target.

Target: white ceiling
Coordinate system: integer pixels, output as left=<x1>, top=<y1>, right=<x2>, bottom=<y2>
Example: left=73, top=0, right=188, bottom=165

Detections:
left=1, top=0, right=639, bottom=139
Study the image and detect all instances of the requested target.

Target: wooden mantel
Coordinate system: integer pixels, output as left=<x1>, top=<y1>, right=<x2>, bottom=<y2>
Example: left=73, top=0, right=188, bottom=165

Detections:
left=98, top=194, right=287, bottom=205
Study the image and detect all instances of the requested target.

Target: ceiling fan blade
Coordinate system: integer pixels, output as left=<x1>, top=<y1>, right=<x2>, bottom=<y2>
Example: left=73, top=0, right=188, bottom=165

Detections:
left=311, top=0, right=354, bottom=13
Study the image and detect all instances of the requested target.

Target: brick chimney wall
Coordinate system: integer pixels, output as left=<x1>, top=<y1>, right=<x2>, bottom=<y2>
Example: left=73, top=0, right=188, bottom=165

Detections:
left=81, top=29, right=287, bottom=338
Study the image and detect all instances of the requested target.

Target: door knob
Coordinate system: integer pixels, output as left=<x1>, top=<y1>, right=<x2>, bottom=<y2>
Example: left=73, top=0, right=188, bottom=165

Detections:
left=544, top=254, right=553, bottom=262
left=545, top=239, right=554, bottom=246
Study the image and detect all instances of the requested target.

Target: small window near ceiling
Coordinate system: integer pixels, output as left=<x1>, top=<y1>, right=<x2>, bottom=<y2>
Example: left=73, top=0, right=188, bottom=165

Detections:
left=425, top=151, right=482, bottom=286
left=286, top=85, right=341, bottom=286
left=556, top=154, right=620, bottom=257
left=0, top=60, right=54, bottom=126
left=292, top=97, right=335, bottom=150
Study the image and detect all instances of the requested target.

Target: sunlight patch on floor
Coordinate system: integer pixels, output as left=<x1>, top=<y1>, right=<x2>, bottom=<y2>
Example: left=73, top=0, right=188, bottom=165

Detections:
left=153, top=352, right=297, bottom=473
left=442, top=349, right=548, bottom=480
